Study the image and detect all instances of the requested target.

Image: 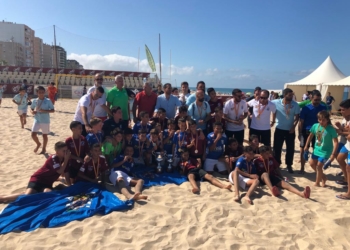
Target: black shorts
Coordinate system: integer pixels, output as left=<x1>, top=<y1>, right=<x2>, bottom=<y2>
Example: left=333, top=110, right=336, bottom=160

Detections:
left=188, top=168, right=207, bottom=181
left=259, top=174, right=282, bottom=186
left=27, top=181, right=53, bottom=193
left=301, top=129, right=316, bottom=148
left=69, top=166, right=80, bottom=178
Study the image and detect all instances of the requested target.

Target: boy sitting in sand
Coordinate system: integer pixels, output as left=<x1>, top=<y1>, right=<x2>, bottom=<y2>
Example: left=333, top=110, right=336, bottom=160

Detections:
left=110, top=145, right=148, bottom=201
left=179, top=148, right=231, bottom=194
left=225, top=138, right=243, bottom=170
left=77, top=143, right=109, bottom=184
left=86, top=117, right=104, bottom=148
left=65, top=121, right=90, bottom=184
left=254, top=145, right=311, bottom=199
left=12, top=87, right=28, bottom=128
left=229, top=146, right=259, bottom=204
left=30, top=86, right=55, bottom=154
left=0, top=142, right=70, bottom=203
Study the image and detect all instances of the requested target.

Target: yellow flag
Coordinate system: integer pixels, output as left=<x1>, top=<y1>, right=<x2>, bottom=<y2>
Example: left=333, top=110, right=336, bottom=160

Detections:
left=145, top=45, right=156, bottom=72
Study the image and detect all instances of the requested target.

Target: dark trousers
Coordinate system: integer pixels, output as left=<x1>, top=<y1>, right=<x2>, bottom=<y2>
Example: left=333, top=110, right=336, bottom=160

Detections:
left=249, top=128, right=271, bottom=147
left=122, top=120, right=129, bottom=130
left=82, top=124, right=88, bottom=137
left=273, top=128, right=295, bottom=166
left=225, top=130, right=244, bottom=145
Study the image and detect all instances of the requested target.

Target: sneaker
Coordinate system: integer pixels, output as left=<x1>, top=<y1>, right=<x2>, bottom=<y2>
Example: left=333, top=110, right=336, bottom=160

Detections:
left=287, top=165, right=294, bottom=174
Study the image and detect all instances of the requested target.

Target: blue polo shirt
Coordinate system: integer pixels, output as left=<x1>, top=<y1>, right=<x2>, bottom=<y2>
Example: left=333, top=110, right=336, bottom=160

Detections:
left=206, top=132, right=227, bottom=160
left=30, top=98, right=54, bottom=124
left=131, top=135, right=153, bottom=158
left=86, top=132, right=103, bottom=148
left=300, top=103, right=327, bottom=130
left=112, top=154, right=133, bottom=174
left=162, top=129, right=175, bottom=155
left=186, top=93, right=210, bottom=106
left=272, top=99, right=300, bottom=130
left=154, top=94, right=181, bottom=119
left=132, top=122, right=152, bottom=134
left=236, top=156, right=257, bottom=174
left=187, top=101, right=211, bottom=130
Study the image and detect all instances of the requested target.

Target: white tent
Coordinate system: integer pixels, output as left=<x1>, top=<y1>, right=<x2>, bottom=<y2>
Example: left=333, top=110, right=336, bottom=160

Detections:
left=284, top=56, right=346, bottom=101
left=321, top=76, right=350, bottom=111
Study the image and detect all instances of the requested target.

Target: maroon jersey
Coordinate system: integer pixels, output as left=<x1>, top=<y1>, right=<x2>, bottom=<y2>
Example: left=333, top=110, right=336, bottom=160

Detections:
left=186, top=130, right=206, bottom=158
left=78, top=156, right=109, bottom=180
left=224, top=145, right=243, bottom=157
left=179, top=158, right=198, bottom=173
left=29, top=155, right=65, bottom=186
left=65, top=136, right=90, bottom=168
left=207, top=117, right=226, bottom=133
left=150, top=117, right=169, bottom=131
left=208, top=99, right=224, bottom=113
left=254, top=156, right=280, bottom=176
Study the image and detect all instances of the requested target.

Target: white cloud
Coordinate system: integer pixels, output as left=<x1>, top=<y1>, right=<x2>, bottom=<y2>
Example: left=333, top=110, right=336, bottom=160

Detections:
left=68, top=53, right=193, bottom=76
left=231, top=74, right=253, bottom=79
left=294, top=69, right=315, bottom=76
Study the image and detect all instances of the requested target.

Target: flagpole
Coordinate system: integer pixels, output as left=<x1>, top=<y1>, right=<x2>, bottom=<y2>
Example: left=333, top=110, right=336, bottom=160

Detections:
left=159, top=33, right=162, bottom=85
left=170, top=49, right=171, bottom=85
left=138, top=47, right=140, bottom=72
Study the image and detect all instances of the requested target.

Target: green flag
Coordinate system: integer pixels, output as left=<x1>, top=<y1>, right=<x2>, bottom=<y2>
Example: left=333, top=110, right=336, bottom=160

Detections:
left=145, top=45, right=156, bottom=72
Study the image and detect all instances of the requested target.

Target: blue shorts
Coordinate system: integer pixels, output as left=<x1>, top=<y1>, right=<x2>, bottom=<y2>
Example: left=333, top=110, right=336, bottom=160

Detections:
left=311, top=153, right=328, bottom=164
left=348, top=153, right=350, bottom=166
left=338, top=143, right=348, bottom=154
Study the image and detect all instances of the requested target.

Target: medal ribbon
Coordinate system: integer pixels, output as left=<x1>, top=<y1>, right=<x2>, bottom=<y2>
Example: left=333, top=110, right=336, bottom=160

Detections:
left=72, top=137, right=81, bottom=157
left=93, top=157, right=100, bottom=179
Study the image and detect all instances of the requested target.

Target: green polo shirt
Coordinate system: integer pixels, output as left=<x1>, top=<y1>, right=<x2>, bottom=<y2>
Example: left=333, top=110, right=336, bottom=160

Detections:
left=107, top=87, right=129, bottom=120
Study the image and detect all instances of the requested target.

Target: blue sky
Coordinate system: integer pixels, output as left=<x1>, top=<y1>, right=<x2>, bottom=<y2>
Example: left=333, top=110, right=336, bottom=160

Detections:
left=2, top=0, right=350, bottom=89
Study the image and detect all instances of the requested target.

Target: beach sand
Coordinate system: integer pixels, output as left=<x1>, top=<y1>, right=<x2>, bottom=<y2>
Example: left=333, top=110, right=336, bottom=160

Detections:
left=0, top=98, right=349, bottom=250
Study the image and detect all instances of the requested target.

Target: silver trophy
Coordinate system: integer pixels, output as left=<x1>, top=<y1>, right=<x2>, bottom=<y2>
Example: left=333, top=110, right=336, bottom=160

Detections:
left=167, top=154, right=173, bottom=172
left=153, top=152, right=165, bottom=173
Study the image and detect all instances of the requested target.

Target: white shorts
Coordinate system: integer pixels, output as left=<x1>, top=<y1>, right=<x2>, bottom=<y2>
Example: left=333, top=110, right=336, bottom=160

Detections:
left=32, top=122, right=50, bottom=134
left=228, top=171, right=250, bottom=190
left=203, top=158, right=227, bottom=172
left=17, top=110, right=27, bottom=115
left=109, top=170, right=133, bottom=186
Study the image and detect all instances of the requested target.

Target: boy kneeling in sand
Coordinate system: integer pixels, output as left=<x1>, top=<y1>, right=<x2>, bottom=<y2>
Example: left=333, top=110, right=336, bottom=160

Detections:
left=179, top=148, right=231, bottom=194
left=255, top=145, right=311, bottom=199
left=110, top=145, right=148, bottom=201
left=0, top=142, right=70, bottom=203
left=229, top=146, right=260, bottom=204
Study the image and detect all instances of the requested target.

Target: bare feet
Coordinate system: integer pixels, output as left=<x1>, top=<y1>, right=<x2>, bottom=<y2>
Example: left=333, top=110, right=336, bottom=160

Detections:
left=137, top=195, right=148, bottom=200
left=234, top=194, right=240, bottom=202
left=34, top=143, right=41, bottom=153
left=129, top=192, right=141, bottom=201
left=192, top=187, right=200, bottom=194
left=24, top=119, right=26, bottom=125
left=314, top=183, right=321, bottom=187
left=303, top=186, right=311, bottom=198
left=223, top=184, right=232, bottom=190
left=271, top=186, right=280, bottom=197
left=322, top=175, right=327, bottom=187
left=243, top=196, right=252, bottom=205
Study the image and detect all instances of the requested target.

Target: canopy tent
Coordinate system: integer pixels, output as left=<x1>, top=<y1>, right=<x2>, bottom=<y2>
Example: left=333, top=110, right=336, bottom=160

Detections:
left=321, top=76, right=350, bottom=111
left=284, top=56, right=346, bottom=101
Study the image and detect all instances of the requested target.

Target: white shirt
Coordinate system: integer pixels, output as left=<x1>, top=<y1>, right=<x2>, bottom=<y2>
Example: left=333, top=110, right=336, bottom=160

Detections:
left=73, top=93, right=105, bottom=124
left=87, top=86, right=107, bottom=117
left=179, top=92, right=191, bottom=106
left=248, top=99, right=276, bottom=130
left=223, top=99, right=248, bottom=131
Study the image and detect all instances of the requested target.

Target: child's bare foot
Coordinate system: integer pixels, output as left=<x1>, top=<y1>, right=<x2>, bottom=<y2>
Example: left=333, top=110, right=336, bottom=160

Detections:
left=314, top=183, right=321, bottom=187
left=243, top=196, right=252, bottom=205
left=138, top=195, right=148, bottom=200
left=129, top=192, right=141, bottom=201
left=34, top=143, right=41, bottom=153
left=322, top=175, right=327, bottom=187
left=223, top=184, right=232, bottom=190
left=234, top=195, right=240, bottom=202
left=303, top=186, right=311, bottom=198
left=271, top=186, right=280, bottom=197
left=24, top=119, right=26, bottom=125
left=192, top=187, right=200, bottom=194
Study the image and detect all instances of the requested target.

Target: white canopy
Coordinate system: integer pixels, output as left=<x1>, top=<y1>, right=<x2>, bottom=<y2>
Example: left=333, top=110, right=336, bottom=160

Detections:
left=285, top=56, right=346, bottom=86
left=323, top=76, right=350, bottom=86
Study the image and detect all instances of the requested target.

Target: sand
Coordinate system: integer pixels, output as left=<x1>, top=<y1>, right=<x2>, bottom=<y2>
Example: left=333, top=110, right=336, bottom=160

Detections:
left=0, top=97, right=350, bottom=250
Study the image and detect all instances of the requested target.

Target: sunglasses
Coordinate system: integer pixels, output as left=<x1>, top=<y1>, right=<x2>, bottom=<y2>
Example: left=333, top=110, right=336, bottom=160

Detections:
left=95, top=78, right=103, bottom=81
left=260, top=96, right=268, bottom=100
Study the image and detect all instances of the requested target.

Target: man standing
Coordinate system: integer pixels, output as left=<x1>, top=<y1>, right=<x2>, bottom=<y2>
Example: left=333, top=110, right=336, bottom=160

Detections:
left=186, top=81, right=210, bottom=106
left=326, top=92, right=335, bottom=114
left=298, top=90, right=327, bottom=174
left=107, top=75, right=131, bottom=129
left=132, top=81, right=157, bottom=123
left=73, top=86, right=105, bottom=136
left=188, top=90, right=211, bottom=133
left=248, top=89, right=276, bottom=146
left=246, top=86, right=261, bottom=128
left=153, top=83, right=181, bottom=119
left=223, top=89, right=248, bottom=145
left=272, top=88, right=300, bottom=173
left=179, top=81, right=191, bottom=106
left=87, top=73, right=111, bottom=121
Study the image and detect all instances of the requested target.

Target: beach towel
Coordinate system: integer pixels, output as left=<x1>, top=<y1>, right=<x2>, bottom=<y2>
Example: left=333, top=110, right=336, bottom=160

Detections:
left=131, top=165, right=188, bottom=188
left=0, top=182, right=133, bottom=234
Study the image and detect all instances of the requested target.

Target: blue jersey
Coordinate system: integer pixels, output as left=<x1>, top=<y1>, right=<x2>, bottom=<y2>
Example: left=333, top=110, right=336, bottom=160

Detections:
left=162, top=129, right=175, bottom=155
left=132, top=122, right=152, bottom=135
left=172, top=131, right=189, bottom=157
left=131, top=135, right=152, bottom=158
left=236, top=156, right=256, bottom=174
left=300, top=103, right=327, bottom=130
left=206, top=132, right=227, bottom=160
left=112, top=154, right=133, bottom=175
left=86, top=132, right=103, bottom=148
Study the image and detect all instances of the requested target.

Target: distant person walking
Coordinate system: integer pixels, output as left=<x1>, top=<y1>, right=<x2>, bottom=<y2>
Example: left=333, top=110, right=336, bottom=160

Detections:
left=326, top=92, right=335, bottom=113
left=47, top=82, right=57, bottom=105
